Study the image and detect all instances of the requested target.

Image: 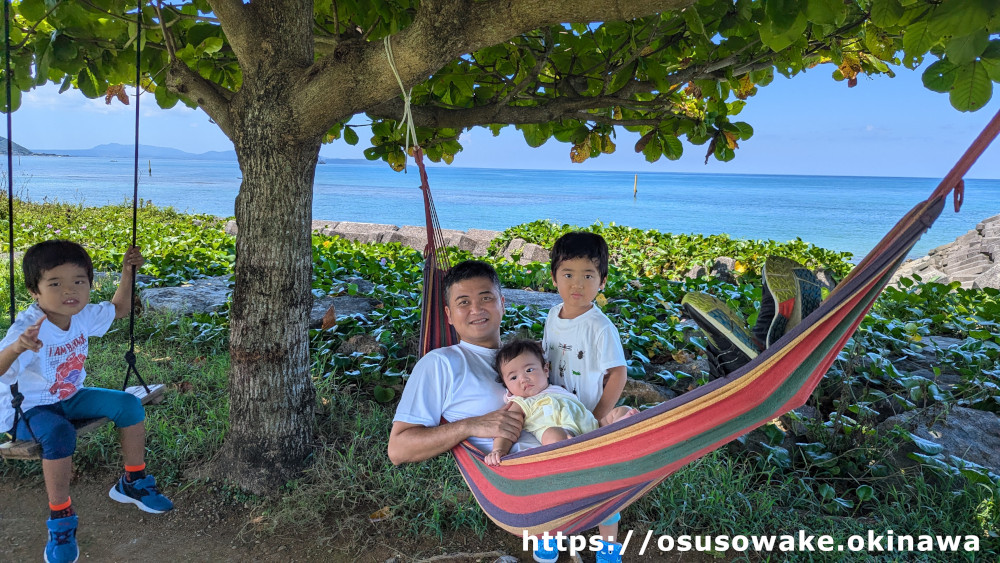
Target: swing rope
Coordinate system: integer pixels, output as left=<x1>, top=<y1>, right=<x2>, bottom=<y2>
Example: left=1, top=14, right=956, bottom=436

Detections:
left=3, top=2, right=152, bottom=447
left=123, top=4, right=149, bottom=393
left=4, top=0, right=36, bottom=442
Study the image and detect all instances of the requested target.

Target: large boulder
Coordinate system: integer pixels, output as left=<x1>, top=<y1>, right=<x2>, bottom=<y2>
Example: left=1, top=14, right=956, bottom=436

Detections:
left=879, top=405, right=1000, bottom=476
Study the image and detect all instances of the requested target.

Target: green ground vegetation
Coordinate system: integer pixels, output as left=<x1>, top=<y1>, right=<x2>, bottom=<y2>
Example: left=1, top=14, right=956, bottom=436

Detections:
left=2, top=200, right=998, bottom=560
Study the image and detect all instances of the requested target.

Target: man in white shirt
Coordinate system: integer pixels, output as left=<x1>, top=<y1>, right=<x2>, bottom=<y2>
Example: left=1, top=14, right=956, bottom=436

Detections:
left=388, top=260, right=537, bottom=463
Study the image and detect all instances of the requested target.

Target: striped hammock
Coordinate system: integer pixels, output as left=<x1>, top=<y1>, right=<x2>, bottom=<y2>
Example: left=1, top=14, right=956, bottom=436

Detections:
left=415, top=109, right=1000, bottom=536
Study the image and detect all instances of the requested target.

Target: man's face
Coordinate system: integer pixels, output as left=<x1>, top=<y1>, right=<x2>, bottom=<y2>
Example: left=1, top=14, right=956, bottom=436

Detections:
left=444, top=277, right=504, bottom=349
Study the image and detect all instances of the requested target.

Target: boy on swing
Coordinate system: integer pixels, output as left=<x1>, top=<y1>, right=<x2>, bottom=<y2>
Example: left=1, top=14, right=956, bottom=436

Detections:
left=0, top=240, right=173, bottom=563
left=540, top=231, right=629, bottom=563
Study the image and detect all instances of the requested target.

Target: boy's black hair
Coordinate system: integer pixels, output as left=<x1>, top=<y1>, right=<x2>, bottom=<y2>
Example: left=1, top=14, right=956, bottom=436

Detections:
left=442, top=260, right=502, bottom=302
left=22, top=240, right=94, bottom=293
left=549, top=231, right=609, bottom=280
left=493, top=338, right=547, bottom=384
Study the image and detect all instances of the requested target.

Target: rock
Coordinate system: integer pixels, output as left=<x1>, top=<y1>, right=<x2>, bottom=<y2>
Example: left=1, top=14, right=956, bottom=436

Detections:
left=778, top=405, right=820, bottom=436
left=972, top=263, right=1000, bottom=290
left=813, top=268, right=837, bottom=291
left=141, top=276, right=233, bottom=315
left=224, top=220, right=238, bottom=236
left=710, top=257, right=737, bottom=283
left=501, top=288, right=561, bottom=310
left=343, top=276, right=376, bottom=294
left=622, top=378, right=673, bottom=405
left=684, top=264, right=708, bottom=279
left=336, top=334, right=382, bottom=355
left=309, top=296, right=380, bottom=328
left=879, top=405, right=1000, bottom=475
left=891, top=213, right=1000, bottom=289
left=329, top=221, right=399, bottom=244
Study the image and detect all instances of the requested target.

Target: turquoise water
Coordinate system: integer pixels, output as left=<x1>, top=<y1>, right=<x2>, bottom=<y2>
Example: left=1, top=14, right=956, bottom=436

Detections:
left=6, top=155, right=1000, bottom=260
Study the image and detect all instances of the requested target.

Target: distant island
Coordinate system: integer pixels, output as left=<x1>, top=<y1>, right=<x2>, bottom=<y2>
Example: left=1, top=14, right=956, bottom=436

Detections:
left=0, top=136, right=35, bottom=156
left=0, top=138, right=373, bottom=165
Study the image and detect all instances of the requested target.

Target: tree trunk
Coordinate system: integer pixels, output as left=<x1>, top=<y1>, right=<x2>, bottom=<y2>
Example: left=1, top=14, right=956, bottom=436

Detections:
left=210, top=98, right=321, bottom=491
left=199, top=1, right=320, bottom=494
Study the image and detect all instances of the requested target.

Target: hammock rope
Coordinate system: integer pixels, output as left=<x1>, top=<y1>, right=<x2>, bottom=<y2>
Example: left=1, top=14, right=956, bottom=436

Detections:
left=412, top=108, right=1000, bottom=535
left=383, top=35, right=458, bottom=355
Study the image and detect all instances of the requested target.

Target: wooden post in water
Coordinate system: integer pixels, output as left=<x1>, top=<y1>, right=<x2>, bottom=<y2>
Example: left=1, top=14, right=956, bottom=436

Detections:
left=633, top=174, right=638, bottom=198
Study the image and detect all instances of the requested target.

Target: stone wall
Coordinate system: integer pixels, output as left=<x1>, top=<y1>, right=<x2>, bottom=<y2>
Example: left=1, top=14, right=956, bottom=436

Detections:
left=225, top=219, right=551, bottom=264
left=893, top=214, right=1000, bottom=289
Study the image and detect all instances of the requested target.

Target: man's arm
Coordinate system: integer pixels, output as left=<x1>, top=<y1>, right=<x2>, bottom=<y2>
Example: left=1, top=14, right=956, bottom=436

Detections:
left=593, top=365, right=627, bottom=421
left=388, top=404, right=523, bottom=465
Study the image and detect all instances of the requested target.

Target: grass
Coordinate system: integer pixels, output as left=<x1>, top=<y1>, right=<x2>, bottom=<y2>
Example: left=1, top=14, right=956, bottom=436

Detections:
left=2, top=199, right=999, bottom=560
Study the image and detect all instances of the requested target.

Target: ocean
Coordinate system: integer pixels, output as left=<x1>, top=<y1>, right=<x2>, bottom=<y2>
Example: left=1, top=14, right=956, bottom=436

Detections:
left=6, top=155, right=1000, bottom=260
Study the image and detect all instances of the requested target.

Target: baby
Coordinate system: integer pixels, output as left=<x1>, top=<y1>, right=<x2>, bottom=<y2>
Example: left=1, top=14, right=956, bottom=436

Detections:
left=484, top=339, right=635, bottom=466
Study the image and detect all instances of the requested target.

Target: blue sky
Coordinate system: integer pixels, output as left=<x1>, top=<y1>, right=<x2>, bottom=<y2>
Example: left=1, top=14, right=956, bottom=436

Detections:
left=11, top=63, right=1000, bottom=179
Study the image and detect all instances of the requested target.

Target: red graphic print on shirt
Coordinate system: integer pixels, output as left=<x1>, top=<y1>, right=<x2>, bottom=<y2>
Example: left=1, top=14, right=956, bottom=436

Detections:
left=47, top=333, right=88, bottom=399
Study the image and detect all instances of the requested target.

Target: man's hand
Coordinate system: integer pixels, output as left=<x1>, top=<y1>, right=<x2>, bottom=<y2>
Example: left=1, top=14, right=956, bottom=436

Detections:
left=16, top=315, right=45, bottom=354
left=463, top=402, right=523, bottom=444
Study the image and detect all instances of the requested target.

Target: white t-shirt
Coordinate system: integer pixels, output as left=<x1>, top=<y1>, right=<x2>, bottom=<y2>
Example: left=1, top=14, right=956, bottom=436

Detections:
left=0, top=302, right=116, bottom=431
left=542, top=303, right=627, bottom=412
left=393, top=340, right=539, bottom=454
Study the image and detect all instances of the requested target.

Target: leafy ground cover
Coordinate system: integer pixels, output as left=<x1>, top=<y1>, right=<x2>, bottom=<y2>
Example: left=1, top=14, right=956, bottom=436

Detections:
left=2, top=200, right=998, bottom=560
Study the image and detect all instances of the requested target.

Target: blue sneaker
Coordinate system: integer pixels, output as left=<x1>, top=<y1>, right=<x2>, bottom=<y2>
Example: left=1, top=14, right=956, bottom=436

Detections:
left=532, top=535, right=559, bottom=563
left=44, top=514, right=79, bottom=563
left=596, top=540, right=623, bottom=563
left=109, top=474, right=174, bottom=514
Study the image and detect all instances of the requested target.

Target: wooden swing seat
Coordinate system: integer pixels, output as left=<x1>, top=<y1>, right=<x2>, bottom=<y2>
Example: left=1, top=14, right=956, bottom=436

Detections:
left=0, top=384, right=165, bottom=460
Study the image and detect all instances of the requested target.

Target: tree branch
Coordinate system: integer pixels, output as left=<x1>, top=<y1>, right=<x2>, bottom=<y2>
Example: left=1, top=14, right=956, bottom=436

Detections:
left=205, top=0, right=254, bottom=63
left=293, top=0, right=696, bottom=138
left=367, top=94, right=685, bottom=131
left=163, top=59, right=235, bottom=138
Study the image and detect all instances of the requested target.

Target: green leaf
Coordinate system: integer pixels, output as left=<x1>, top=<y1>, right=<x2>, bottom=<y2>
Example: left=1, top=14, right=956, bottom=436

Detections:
left=922, top=59, right=959, bottom=93
left=0, top=84, right=21, bottom=112
left=661, top=135, right=683, bottom=160
left=373, top=385, right=395, bottom=403
left=949, top=61, right=993, bottom=112
left=908, top=432, right=944, bottom=454
left=200, top=37, right=224, bottom=54
left=343, top=127, right=359, bottom=146
left=979, top=40, right=1000, bottom=82
left=806, top=0, right=844, bottom=25
left=20, top=0, right=47, bottom=20
left=521, top=124, right=552, bottom=148
left=928, top=0, right=990, bottom=39
left=902, top=21, right=934, bottom=66
left=856, top=484, right=875, bottom=502
left=683, top=7, right=706, bottom=36
left=733, top=121, right=754, bottom=140
left=870, top=0, right=904, bottom=27
left=818, top=483, right=836, bottom=500
left=77, top=67, right=99, bottom=98
left=945, top=30, right=989, bottom=66
left=765, top=0, right=803, bottom=34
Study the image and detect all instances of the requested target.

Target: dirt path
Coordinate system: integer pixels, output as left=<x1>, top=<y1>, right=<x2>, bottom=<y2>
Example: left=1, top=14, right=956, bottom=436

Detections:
left=1, top=472, right=715, bottom=562
left=0, top=471, right=534, bottom=562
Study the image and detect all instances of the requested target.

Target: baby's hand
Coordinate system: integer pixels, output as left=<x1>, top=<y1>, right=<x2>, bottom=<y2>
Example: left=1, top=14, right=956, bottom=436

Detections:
left=485, top=450, right=504, bottom=466
left=121, top=246, right=145, bottom=273
left=15, top=316, right=45, bottom=354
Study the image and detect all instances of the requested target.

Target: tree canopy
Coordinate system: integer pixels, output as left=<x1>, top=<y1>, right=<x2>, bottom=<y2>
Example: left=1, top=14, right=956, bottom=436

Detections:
left=3, top=0, right=999, bottom=491
left=7, top=0, right=999, bottom=166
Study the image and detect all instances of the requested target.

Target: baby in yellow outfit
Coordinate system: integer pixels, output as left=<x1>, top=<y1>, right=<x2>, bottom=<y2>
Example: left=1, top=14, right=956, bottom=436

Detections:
left=484, top=339, right=635, bottom=466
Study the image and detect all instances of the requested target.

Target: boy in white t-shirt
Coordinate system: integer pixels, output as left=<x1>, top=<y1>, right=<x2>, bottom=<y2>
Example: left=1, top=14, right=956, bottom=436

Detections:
left=0, top=240, right=173, bottom=563
left=542, top=231, right=628, bottom=562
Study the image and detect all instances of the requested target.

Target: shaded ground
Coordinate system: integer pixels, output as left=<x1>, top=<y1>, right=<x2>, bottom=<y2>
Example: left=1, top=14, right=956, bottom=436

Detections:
left=1, top=471, right=721, bottom=562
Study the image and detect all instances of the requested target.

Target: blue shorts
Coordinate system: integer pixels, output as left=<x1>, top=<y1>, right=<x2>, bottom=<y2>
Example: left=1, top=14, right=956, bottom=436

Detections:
left=14, top=388, right=145, bottom=460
